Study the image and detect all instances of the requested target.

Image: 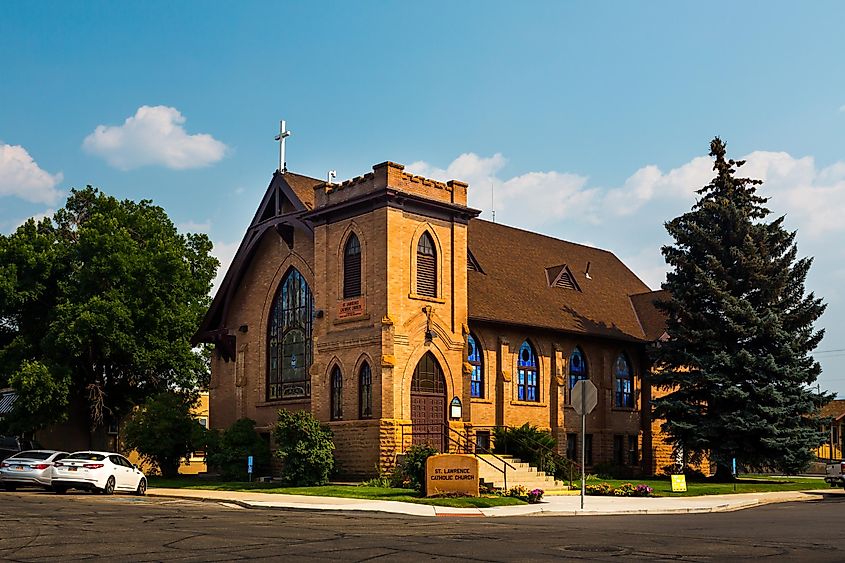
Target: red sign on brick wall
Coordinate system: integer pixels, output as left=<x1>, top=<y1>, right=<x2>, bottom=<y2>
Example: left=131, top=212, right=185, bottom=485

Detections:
left=338, top=297, right=364, bottom=319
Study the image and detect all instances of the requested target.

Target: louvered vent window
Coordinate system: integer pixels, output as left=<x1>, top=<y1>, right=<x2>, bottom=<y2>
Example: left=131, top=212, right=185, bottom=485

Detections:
left=554, top=270, right=577, bottom=290
left=467, top=249, right=484, bottom=273
left=343, top=234, right=361, bottom=299
left=416, top=232, right=437, bottom=297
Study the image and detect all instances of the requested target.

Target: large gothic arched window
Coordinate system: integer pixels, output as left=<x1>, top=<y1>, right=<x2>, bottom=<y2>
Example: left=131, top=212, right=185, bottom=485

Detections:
left=267, top=268, right=313, bottom=400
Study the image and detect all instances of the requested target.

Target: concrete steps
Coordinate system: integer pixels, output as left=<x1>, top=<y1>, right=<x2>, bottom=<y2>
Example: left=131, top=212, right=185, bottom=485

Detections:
left=475, top=454, right=570, bottom=492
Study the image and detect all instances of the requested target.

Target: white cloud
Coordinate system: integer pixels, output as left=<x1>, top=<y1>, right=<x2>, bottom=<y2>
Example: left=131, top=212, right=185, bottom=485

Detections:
left=839, top=104, right=845, bottom=113
left=83, top=105, right=228, bottom=170
left=0, top=144, right=63, bottom=204
left=210, top=240, right=240, bottom=296
left=177, top=219, right=212, bottom=233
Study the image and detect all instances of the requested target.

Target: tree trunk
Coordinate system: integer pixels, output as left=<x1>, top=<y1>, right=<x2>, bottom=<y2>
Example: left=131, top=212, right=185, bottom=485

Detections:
left=713, top=463, right=735, bottom=482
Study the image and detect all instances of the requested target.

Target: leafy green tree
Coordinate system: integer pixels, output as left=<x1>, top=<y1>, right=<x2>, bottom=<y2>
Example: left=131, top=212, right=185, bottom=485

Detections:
left=0, top=187, right=218, bottom=442
left=207, top=418, right=272, bottom=481
left=273, top=410, right=334, bottom=486
left=651, top=137, right=828, bottom=479
left=2, top=360, right=71, bottom=436
left=123, top=392, right=202, bottom=477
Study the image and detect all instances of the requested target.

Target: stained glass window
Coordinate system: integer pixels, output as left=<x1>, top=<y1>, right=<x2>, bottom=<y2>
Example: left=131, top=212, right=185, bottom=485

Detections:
left=331, top=366, right=343, bottom=420
left=517, top=340, right=539, bottom=402
left=614, top=353, right=633, bottom=408
left=359, top=362, right=372, bottom=419
left=569, top=347, right=588, bottom=390
left=467, top=334, right=483, bottom=398
left=267, top=268, right=313, bottom=400
left=412, top=352, right=445, bottom=393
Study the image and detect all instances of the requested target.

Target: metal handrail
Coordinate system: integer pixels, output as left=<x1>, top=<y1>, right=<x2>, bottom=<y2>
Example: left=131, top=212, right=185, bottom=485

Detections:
left=473, top=424, right=581, bottom=487
left=397, top=423, right=516, bottom=490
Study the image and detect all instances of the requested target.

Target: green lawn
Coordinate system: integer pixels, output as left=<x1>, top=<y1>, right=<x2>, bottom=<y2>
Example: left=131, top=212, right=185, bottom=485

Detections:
left=582, top=475, right=827, bottom=497
left=147, top=477, right=525, bottom=508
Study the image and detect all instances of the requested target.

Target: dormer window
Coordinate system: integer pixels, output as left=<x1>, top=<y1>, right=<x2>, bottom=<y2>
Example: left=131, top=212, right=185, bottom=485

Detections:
left=545, top=264, right=581, bottom=291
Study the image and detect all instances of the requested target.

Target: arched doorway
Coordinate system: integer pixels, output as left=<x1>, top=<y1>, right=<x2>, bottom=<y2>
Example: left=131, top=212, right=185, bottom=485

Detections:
left=411, top=352, right=446, bottom=451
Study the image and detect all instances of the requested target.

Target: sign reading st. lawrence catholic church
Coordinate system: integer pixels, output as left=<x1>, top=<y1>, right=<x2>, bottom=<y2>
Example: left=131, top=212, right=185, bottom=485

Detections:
left=338, top=297, right=365, bottom=319
left=426, top=454, right=480, bottom=497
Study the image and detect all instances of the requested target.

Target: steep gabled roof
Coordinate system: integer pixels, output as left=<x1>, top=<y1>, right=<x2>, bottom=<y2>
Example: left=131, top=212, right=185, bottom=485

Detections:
left=630, top=290, right=670, bottom=341
left=820, top=400, right=845, bottom=421
left=192, top=171, right=322, bottom=349
left=467, top=220, right=656, bottom=341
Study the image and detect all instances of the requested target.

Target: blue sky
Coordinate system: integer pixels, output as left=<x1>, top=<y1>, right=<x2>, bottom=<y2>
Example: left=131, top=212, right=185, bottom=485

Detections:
left=2, top=1, right=843, bottom=393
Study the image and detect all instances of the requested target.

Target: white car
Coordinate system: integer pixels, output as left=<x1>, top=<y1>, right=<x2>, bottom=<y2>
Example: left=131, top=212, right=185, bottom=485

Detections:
left=0, top=450, right=68, bottom=491
left=52, top=451, right=147, bottom=495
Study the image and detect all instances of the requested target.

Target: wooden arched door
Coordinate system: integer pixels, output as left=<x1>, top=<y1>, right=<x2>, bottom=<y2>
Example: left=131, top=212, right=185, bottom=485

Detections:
left=410, top=352, right=446, bottom=451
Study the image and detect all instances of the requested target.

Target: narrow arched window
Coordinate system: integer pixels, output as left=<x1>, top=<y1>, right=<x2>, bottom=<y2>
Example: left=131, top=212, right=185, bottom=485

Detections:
left=517, top=341, right=539, bottom=402
left=359, top=362, right=372, bottom=419
left=331, top=366, right=343, bottom=420
left=467, top=333, right=483, bottom=398
left=267, top=268, right=313, bottom=400
left=343, top=233, right=361, bottom=299
left=569, top=347, right=588, bottom=390
left=614, top=353, right=633, bottom=408
left=416, top=232, right=437, bottom=297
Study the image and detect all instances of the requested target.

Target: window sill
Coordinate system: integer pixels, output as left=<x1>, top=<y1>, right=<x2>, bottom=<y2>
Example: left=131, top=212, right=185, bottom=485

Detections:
left=470, top=398, right=493, bottom=404
left=510, top=401, right=547, bottom=407
left=408, top=293, right=446, bottom=304
left=257, top=398, right=311, bottom=407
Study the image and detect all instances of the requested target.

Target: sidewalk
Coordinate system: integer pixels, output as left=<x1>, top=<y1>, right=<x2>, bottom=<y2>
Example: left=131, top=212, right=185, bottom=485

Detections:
left=146, top=487, right=837, bottom=518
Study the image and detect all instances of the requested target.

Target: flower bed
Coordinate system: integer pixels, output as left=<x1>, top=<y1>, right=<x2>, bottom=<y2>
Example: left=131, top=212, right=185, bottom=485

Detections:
left=585, top=482, right=653, bottom=497
left=504, top=484, right=545, bottom=503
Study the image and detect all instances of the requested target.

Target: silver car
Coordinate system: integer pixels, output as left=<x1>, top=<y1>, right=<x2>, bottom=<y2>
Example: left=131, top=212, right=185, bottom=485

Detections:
left=0, top=450, right=68, bottom=491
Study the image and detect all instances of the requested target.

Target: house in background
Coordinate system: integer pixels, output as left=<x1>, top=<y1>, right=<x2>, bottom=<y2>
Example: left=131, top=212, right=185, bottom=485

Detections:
left=126, top=392, right=209, bottom=475
left=817, top=399, right=845, bottom=461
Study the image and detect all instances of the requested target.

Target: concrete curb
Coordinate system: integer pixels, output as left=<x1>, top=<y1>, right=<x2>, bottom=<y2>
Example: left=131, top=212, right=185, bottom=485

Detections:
left=146, top=488, right=828, bottom=518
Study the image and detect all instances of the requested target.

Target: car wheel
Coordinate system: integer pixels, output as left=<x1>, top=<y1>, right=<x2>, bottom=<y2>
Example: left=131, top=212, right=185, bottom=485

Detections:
left=103, top=476, right=115, bottom=495
left=54, top=486, right=67, bottom=494
left=134, top=479, right=147, bottom=496
left=3, top=484, right=16, bottom=492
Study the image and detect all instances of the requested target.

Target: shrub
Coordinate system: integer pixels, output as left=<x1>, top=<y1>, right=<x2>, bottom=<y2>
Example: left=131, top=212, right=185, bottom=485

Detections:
left=273, top=409, right=334, bottom=486
left=391, top=443, right=438, bottom=491
left=207, top=418, right=271, bottom=481
left=492, top=423, right=574, bottom=480
left=123, top=391, right=202, bottom=477
left=502, top=485, right=544, bottom=503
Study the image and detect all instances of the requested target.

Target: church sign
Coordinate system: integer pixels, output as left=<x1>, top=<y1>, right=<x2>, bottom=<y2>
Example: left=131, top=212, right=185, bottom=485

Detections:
left=338, top=297, right=365, bottom=319
left=425, top=454, right=479, bottom=497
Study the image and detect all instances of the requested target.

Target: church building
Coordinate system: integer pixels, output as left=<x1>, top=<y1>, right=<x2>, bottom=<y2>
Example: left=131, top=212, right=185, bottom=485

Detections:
left=194, top=160, right=667, bottom=477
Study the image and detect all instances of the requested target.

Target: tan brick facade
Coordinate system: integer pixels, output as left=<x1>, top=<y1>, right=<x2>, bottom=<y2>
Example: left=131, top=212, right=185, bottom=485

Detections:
left=201, top=162, right=658, bottom=478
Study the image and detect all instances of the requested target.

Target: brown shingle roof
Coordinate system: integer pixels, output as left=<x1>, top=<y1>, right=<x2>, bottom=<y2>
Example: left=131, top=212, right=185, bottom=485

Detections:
left=820, top=400, right=845, bottom=421
left=467, top=219, right=655, bottom=341
left=630, top=290, right=670, bottom=341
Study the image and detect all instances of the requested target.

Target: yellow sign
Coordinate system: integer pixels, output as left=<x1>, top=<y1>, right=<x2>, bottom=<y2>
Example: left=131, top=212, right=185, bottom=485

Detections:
left=426, top=454, right=480, bottom=497
left=671, top=474, right=687, bottom=492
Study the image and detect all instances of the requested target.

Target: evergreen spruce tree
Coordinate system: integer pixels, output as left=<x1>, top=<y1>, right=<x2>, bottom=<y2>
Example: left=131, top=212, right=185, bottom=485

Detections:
left=651, top=137, right=827, bottom=479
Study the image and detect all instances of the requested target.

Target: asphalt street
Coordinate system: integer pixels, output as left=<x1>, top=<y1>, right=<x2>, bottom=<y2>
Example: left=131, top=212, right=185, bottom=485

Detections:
left=1, top=490, right=845, bottom=561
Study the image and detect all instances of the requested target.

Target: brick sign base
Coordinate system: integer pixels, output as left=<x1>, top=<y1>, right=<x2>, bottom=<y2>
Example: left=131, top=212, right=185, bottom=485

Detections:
left=425, top=454, right=480, bottom=497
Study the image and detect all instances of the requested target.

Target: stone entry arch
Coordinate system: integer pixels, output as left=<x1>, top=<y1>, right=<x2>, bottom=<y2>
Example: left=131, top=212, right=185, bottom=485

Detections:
left=411, top=352, right=446, bottom=451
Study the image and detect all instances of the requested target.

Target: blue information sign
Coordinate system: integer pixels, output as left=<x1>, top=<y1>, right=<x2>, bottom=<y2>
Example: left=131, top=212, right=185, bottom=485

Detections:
left=248, top=455, right=254, bottom=473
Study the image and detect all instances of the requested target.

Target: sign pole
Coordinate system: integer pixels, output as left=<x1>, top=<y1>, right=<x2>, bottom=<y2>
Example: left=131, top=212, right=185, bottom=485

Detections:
left=580, top=389, right=586, bottom=510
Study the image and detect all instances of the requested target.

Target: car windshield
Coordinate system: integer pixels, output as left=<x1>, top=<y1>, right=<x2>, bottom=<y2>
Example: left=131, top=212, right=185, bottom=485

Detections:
left=65, top=453, right=106, bottom=461
left=9, top=451, right=52, bottom=460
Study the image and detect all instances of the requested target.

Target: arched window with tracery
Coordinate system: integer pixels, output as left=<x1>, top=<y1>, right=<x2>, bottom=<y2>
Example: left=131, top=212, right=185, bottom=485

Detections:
left=416, top=232, right=437, bottom=297
left=467, top=333, right=483, bottom=398
left=331, top=366, right=343, bottom=420
left=267, top=268, right=313, bottom=400
left=517, top=340, right=539, bottom=402
left=359, top=362, right=373, bottom=419
left=343, top=233, right=361, bottom=299
left=569, top=347, right=588, bottom=390
left=614, top=353, right=634, bottom=408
